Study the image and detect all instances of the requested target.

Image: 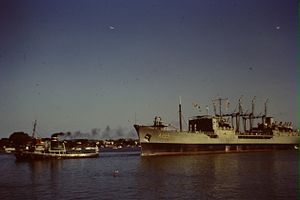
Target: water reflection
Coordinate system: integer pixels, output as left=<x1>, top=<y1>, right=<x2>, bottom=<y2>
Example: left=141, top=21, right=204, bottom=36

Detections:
left=0, top=151, right=297, bottom=200
left=4, top=158, right=64, bottom=199
left=25, top=160, right=64, bottom=199
left=137, top=154, right=222, bottom=199
left=136, top=152, right=293, bottom=199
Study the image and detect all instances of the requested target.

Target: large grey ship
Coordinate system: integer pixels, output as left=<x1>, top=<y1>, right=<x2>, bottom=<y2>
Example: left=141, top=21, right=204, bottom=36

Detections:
left=134, top=97, right=299, bottom=156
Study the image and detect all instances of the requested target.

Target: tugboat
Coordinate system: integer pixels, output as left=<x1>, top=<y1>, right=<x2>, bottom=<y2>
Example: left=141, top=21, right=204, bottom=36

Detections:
left=14, top=121, right=99, bottom=160
left=134, top=97, right=299, bottom=156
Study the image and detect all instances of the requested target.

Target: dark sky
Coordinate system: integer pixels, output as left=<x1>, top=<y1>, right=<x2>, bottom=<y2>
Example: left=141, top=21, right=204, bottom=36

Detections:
left=0, top=0, right=298, bottom=138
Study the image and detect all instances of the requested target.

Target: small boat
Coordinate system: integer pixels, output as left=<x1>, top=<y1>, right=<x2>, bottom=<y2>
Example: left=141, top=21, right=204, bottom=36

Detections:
left=15, top=135, right=99, bottom=160
left=4, top=147, right=16, bottom=153
left=14, top=122, right=99, bottom=160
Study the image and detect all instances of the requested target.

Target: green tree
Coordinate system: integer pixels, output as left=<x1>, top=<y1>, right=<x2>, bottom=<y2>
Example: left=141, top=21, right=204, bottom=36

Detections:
left=9, top=132, right=32, bottom=148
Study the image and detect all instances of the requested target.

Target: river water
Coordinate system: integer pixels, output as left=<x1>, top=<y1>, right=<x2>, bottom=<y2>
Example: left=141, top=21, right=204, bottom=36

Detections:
left=0, top=151, right=298, bottom=200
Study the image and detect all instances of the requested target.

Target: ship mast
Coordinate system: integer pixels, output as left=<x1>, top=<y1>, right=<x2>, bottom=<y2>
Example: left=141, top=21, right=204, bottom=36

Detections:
left=179, top=96, right=182, bottom=132
left=264, top=98, right=268, bottom=117
left=249, top=96, right=256, bottom=131
left=213, top=97, right=228, bottom=119
left=213, top=102, right=217, bottom=115
left=236, top=96, right=243, bottom=132
left=32, top=120, right=37, bottom=138
left=261, top=98, right=268, bottom=124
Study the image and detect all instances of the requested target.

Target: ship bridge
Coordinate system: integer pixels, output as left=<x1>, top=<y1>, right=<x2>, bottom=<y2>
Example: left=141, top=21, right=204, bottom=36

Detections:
left=188, top=115, right=232, bottom=132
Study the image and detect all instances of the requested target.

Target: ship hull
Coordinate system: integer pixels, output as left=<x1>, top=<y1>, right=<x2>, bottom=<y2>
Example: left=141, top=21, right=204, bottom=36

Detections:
left=140, top=143, right=297, bottom=156
left=15, top=151, right=99, bottom=160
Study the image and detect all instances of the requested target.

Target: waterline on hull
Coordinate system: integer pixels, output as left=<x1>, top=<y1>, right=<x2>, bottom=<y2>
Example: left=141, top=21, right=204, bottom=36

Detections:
left=140, top=143, right=297, bottom=156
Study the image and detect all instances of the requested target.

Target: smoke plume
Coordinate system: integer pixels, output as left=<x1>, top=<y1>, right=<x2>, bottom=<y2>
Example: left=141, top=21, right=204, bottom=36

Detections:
left=58, top=126, right=137, bottom=139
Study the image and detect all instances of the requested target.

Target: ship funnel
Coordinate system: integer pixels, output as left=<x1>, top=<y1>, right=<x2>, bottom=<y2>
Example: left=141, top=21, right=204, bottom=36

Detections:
left=51, top=132, right=64, bottom=138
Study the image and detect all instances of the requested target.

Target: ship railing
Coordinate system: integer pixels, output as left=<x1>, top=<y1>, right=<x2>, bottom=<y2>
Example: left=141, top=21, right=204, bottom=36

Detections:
left=48, top=149, right=67, bottom=154
left=238, top=131, right=273, bottom=136
left=189, top=130, right=214, bottom=134
left=218, top=127, right=234, bottom=131
left=192, top=131, right=217, bottom=137
left=275, top=131, right=299, bottom=137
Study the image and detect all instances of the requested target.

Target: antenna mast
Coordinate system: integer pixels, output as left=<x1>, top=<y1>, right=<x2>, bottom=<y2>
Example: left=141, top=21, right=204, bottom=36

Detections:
left=264, top=99, right=268, bottom=117
left=213, top=101, right=217, bottom=115
left=262, top=98, right=269, bottom=124
left=179, top=96, right=183, bottom=132
left=250, top=96, right=256, bottom=131
left=32, top=120, right=37, bottom=138
left=213, top=97, right=228, bottom=119
left=206, top=105, right=209, bottom=115
left=236, top=96, right=243, bottom=132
